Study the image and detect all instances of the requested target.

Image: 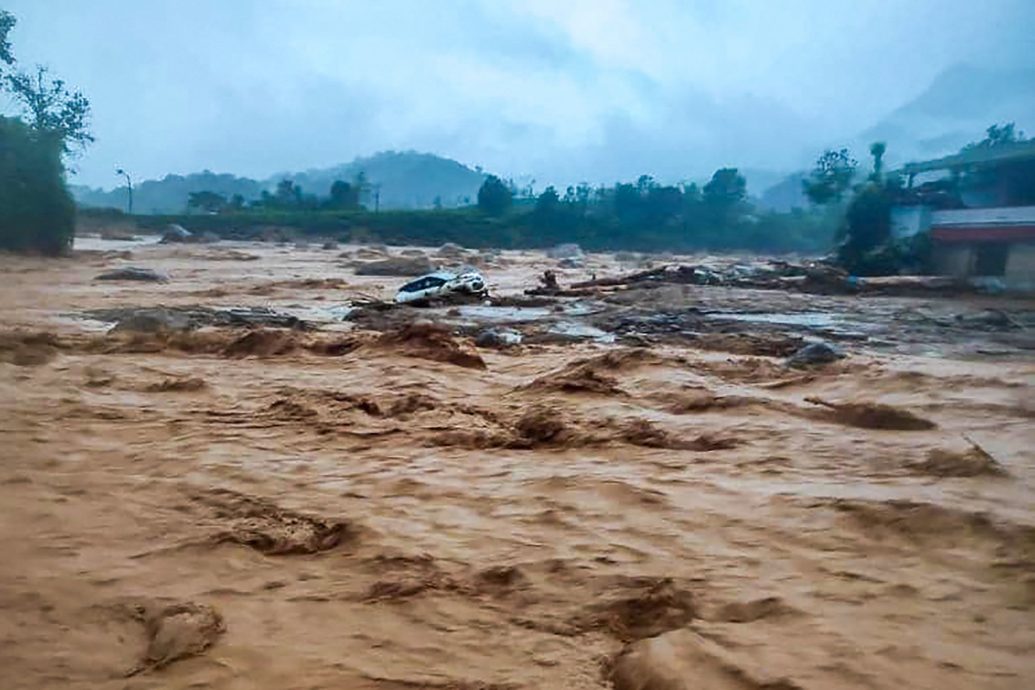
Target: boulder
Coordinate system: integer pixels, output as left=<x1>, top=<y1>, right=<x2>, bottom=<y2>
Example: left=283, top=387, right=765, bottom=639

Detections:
left=436, top=242, right=467, bottom=259
left=95, top=266, right=169, bottom=283
left=546, top=243, right=584, bottom=260
left=353, top=256, right=435, bottom=276
left=160, top=224, right=192, bottom=244
left=786, top=341, right=845, bottom=368
left=475, top=328, right=523, bottom=349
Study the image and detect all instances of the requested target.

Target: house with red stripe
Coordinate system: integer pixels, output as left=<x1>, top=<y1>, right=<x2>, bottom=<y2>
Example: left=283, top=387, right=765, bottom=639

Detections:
left=891, top=139, right=1035, bottom=289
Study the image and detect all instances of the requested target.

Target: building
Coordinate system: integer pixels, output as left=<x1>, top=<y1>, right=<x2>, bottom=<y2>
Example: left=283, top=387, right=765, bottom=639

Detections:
left=891, top=140, right=1035, bottom=290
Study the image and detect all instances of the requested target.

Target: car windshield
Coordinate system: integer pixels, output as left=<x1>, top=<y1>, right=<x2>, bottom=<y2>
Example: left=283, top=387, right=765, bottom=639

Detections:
left=400, top=276, right=447, bottom=292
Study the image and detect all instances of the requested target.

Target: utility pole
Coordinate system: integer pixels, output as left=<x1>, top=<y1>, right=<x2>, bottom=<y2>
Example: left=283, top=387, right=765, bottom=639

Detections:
left=116, top=168, right=133, bottom=215
left=373, top=183, right=382, bottom=213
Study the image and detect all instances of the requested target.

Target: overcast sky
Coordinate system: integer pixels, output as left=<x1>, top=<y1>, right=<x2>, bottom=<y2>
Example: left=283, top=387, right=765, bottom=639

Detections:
left=3, top=0, right=1033, bottom=189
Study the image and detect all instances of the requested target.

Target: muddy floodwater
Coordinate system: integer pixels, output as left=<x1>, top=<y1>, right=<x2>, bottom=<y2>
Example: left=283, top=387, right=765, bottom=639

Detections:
left=1, top=238, right=1034, bottom=689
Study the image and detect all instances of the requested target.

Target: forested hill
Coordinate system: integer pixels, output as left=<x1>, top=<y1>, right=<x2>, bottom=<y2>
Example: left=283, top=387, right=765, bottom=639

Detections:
left=72, top=151, right=487, bottom=213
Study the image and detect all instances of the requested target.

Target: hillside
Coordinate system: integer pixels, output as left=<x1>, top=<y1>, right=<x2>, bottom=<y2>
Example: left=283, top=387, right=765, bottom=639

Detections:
left=280, top=151, right=487, bottom=209
left=858, top=63, right=1035, bottom=166
left=72, top=171, right=265, bottom=215
left=72, top=151, right=487, bottom=214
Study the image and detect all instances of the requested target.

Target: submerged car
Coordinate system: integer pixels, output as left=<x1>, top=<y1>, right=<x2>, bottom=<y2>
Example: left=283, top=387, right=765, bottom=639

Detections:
left=395, top=270, right=487, bottom=304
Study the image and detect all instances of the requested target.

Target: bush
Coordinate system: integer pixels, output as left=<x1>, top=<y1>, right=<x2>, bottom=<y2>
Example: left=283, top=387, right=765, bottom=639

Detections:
left=0, top=117, right=75, bottom=255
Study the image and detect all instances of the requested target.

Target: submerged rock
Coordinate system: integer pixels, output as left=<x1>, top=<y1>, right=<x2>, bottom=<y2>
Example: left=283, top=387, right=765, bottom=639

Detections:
left=786, top=341, right=844, bottom=368
left=475, top=328, right=523, bottom=349
left=159, top=224, right=192, bottom=243
left=95, top=266, right=169, bottom=283
left=353, top=256, right=435, bottom=276
left=546, top=243, right=584, bottom=260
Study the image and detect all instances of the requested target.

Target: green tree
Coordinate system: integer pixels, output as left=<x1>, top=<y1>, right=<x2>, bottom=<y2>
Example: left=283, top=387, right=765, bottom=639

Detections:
left=0, top=117, right=75, bottom=254
left=703, top=167, right=747, bottom=223
left=0, top=10, right=88, bottom=255
left=965, top=122, right=1024, bottom=150
left=803, top=149, right=856, bottom=205
left=328, top=179, right=359, bottom=209
left=0, top=10, right=14, bottom=70
left=869, top=142, right=886, bottom=180
left=477, top=175, right=512, bottom=216
left=535, top=185, right=560, bottom=213
left=186, top=190, right=228, bottom=214
left=274, top=178, right=302, bottom=207
left=5, top=65, right=93, bottom=154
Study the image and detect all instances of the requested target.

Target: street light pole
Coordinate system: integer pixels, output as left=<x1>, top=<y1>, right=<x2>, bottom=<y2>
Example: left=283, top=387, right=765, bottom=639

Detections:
left=115, top=168, right=133, bottom=215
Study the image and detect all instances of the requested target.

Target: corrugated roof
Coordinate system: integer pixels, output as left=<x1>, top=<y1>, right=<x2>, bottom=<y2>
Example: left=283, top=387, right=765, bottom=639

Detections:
left=901, top=140, right=1035, bottom=175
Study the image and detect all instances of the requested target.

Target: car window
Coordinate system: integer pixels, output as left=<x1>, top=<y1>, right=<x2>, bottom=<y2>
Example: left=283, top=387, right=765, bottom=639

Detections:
left=399, top=278, right=427, bottom=292
left=426, top=277, right=447, bottom=288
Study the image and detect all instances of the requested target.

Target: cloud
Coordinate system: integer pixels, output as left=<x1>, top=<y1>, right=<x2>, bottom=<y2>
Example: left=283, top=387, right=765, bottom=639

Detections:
left=3, top=0, right=1032, bottom=188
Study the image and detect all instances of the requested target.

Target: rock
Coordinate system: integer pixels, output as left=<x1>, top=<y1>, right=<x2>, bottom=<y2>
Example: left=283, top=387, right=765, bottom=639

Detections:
left=353, top=256, right=435, bottom=276
left=108, top=309, right=193, bottom=333
left=436, top=242, right=467, bottom=259
left=475, top=328, right=523, bottom=349
left=610, top=628, right=778, bottom=690
left=546, top=243, right=584, bottom=260
left=786, top=341, right=844, bottom=368
left=955, top=309, right=1020, bottom=330
left=95, top=266, right=169, bottom=283
left=353, top=245, right=390, bottom=260
left=159, top=224, right=192, bottom=243
left=127, top=601, right=225, bottom=674
left=321, top=241, right=339, bottom=251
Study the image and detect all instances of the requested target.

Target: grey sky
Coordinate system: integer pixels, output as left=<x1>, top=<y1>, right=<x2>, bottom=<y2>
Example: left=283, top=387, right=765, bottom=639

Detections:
left=3, top=0, right=1033, bottom=189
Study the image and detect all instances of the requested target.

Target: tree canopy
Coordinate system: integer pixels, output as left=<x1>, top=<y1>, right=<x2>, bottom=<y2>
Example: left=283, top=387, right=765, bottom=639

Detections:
left=477, top=175, right=512, bottom=216
left=803, top=149, right=857, bottom=205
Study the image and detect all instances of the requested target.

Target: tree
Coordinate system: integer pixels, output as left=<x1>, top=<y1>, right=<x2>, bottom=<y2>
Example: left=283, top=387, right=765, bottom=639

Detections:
left=803, top=149, right=856, bottom=205
left=5, top=65, right=93, bottom=154
left=186, top=190, right=228, bottom=214
left=0, top=117, right=75, bottom=254
left=328, top=179, right=359, bottom=209
left=0, top=10, right=14, bottom=69
left=0, top=10, right=87, bottom=256
left=869, top=142, right=886, bottom=180
left=274, top=179, right=302, bottom=207
left=477, top=175, right=512, bottom=216
left=535, top=185, right=560, bottom=213
left=965, top=122, right=1024, bottom=150
left=703, top=167, right=747, bottom=221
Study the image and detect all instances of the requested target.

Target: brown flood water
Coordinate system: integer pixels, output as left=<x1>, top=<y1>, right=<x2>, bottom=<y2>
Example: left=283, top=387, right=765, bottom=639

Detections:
left=1, top=239, right=1034, bottom=689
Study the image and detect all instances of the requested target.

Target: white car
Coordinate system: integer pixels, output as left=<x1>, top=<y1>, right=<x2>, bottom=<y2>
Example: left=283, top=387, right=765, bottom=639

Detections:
left=395, top=270, right=487, bottom=304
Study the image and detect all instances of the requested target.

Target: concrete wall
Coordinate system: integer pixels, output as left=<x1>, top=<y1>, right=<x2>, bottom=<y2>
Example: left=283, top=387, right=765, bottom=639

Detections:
left=890, top=205, right=931, bottom=239
left=932, top=244, right=973, bottom=277
left=1006, top=242, right=1035, bottom=290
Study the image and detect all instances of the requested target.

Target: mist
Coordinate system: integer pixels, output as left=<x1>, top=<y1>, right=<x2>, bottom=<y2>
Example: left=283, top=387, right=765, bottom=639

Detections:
left=3, top=0, right=1033, bottom=189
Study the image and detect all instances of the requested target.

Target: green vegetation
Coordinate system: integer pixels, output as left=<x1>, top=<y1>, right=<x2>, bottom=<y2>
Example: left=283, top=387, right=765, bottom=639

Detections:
left=130, top=164, right=838, bottom=254
left=0, top=9, right=90, bottom=255
left=0, top=117, right=75, bottom=254
left=476, top=175, right=513, bottom=216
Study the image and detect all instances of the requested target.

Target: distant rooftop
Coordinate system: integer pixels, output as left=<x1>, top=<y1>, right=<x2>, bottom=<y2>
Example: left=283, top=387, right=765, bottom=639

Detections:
left=901, top=140, right=1035, bottom=175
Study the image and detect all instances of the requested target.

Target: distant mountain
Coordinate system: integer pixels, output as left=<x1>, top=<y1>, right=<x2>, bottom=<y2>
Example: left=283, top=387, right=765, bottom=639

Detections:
left=857, top=63, right=1035, bottom=167
left=72, top=171, right=265, bottom=214
left=757, top=172, right=807, bottom=212
left=72, top=151, right=488, bottom=214
left=280, top=150, right=487, bottom=209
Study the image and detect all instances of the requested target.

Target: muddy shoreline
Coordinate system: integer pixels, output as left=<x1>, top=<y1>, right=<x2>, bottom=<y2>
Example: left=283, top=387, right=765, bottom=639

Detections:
left=1, top=239, right=1033, bottom=689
